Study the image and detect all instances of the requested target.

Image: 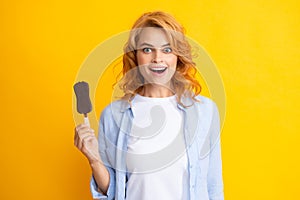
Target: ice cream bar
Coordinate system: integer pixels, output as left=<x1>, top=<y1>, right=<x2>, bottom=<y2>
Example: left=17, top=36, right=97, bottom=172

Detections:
left=73, top=81, right=92, bottom=126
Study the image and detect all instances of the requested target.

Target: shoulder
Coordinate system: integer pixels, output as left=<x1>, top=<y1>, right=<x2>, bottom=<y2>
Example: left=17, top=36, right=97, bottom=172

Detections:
left=191, top=95, right=220, bottom=123
left=193, top=95, right=218, bottom=112
left=100, top=99, right=130, bottom=124
left=101, top=100, right=129, bottom=115
left=195, top=95, right=214, bottom=104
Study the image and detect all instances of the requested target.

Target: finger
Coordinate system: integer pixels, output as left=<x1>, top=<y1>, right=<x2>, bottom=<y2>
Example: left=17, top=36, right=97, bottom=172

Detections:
left=78, top=131, right=96, bottom=144
left=74, top=127, right=78, bottom=140
left=74, top=127, right=78, bottom=146
left=74, top=126, right=85, bottom=147
left=74, top=125, right=95, bottom=150
left=78, top=131, right=96, bottom=150
left=74, top=131, right=79, bottom=147
left=82, top=134, right=96, bottom=146
left=75, top=124, right=89, bottom=132
left=77, top=128, right=95, bottom=136
left=82, top=135, right=98, bottom=152
left=74, top=125, right=90, bottom=138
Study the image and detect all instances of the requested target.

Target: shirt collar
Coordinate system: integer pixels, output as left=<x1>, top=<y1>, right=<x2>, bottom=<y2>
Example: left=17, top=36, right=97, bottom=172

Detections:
left=119, top=94, right=194, bottom=113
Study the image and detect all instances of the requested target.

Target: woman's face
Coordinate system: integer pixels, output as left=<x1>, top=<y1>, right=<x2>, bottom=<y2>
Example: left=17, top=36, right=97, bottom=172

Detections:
left=136, top=27, right=178, bottom=87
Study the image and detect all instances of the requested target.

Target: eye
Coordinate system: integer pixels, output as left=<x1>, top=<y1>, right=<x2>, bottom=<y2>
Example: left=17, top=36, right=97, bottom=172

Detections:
left=163, top=47, right=172, bottom=53
left=142, top=48, right=152, bottom=53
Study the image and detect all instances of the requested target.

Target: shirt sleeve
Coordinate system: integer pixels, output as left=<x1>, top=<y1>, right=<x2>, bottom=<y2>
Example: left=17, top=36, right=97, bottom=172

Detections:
left=90, top=167, right=116, bottom=200
left=89, top=107, right=116, bottom=200
left=207, top=101, right=224, bottom=200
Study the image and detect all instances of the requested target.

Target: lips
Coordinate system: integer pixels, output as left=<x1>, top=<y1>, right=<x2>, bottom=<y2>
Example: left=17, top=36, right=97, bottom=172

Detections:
left=149, top=66, right=167, bottom=74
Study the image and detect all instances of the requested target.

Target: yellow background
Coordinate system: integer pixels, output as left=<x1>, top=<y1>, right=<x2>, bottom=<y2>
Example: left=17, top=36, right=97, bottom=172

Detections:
left=1, top=0, right=299, bottom=199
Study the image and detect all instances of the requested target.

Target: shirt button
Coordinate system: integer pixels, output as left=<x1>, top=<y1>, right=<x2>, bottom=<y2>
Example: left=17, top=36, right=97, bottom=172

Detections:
left=190, top=165, right=193, bottom=169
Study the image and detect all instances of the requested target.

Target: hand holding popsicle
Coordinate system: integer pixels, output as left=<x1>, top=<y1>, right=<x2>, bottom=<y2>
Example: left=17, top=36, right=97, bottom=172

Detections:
left=73, top=81, right=110, bottom=194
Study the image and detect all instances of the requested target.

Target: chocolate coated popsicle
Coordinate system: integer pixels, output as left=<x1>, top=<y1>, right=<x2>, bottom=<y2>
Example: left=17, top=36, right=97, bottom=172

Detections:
left=73, top=81, right=92, bottom=126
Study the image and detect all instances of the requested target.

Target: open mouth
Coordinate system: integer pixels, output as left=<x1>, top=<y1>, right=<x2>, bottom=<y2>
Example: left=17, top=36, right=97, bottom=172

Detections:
left=149, top=67, right=167, bottom=74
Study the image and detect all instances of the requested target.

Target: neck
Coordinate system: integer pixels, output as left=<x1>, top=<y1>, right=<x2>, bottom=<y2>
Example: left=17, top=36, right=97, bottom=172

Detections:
left=139, top=84, right=174, bottom=98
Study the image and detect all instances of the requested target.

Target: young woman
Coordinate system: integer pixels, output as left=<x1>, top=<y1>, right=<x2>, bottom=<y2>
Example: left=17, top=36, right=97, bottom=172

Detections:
left=74, top=11, right=224, bottom=200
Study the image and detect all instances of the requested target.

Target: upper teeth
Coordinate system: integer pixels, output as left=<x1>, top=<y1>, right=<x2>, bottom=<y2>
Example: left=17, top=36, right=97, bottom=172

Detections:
left=150, top=67, right=166, bottom=70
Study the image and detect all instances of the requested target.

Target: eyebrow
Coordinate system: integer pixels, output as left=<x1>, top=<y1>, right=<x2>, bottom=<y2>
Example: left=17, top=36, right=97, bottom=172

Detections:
left=138, top=43, right=170, bottom=48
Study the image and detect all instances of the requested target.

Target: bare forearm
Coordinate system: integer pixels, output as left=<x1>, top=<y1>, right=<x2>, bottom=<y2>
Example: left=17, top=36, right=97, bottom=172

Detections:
left=90, top=161, right=110, bottom=194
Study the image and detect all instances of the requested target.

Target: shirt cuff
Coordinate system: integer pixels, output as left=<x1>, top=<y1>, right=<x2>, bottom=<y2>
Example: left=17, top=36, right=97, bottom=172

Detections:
left=90, top=175, right=107, bottom=199
left=90, top=167, right=115, bottom=200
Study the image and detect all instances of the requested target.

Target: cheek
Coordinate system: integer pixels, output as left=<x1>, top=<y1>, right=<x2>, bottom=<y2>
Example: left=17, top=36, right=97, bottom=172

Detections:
left=168, top=55, right=178, bottom=68
left=137, top=53, right=150, bottom=66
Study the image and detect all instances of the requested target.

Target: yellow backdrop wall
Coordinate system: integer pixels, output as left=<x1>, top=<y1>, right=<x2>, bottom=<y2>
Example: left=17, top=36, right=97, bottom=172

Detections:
left=1, top=0, right=299, bottom=199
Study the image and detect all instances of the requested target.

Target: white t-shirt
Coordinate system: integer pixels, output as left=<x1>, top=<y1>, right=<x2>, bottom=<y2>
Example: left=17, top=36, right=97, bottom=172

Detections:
left=126, top=94, right=189, bottom=200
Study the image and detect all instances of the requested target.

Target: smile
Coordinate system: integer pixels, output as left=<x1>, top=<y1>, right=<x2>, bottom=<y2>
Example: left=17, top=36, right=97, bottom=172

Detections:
left=149, top=67, right=167, bottom=74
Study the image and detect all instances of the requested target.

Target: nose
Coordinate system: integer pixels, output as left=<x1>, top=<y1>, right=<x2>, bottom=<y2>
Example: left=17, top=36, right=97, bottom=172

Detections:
left=151, top=50, right=163, bottom=63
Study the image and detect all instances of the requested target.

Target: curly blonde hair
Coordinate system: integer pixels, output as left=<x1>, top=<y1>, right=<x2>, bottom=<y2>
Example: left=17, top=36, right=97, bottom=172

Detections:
left=119, top=11, right=201, bottom=107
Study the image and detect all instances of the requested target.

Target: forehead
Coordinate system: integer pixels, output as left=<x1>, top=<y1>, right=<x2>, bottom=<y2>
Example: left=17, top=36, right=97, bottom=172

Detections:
left=137, top=27, right=169, bottom=46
